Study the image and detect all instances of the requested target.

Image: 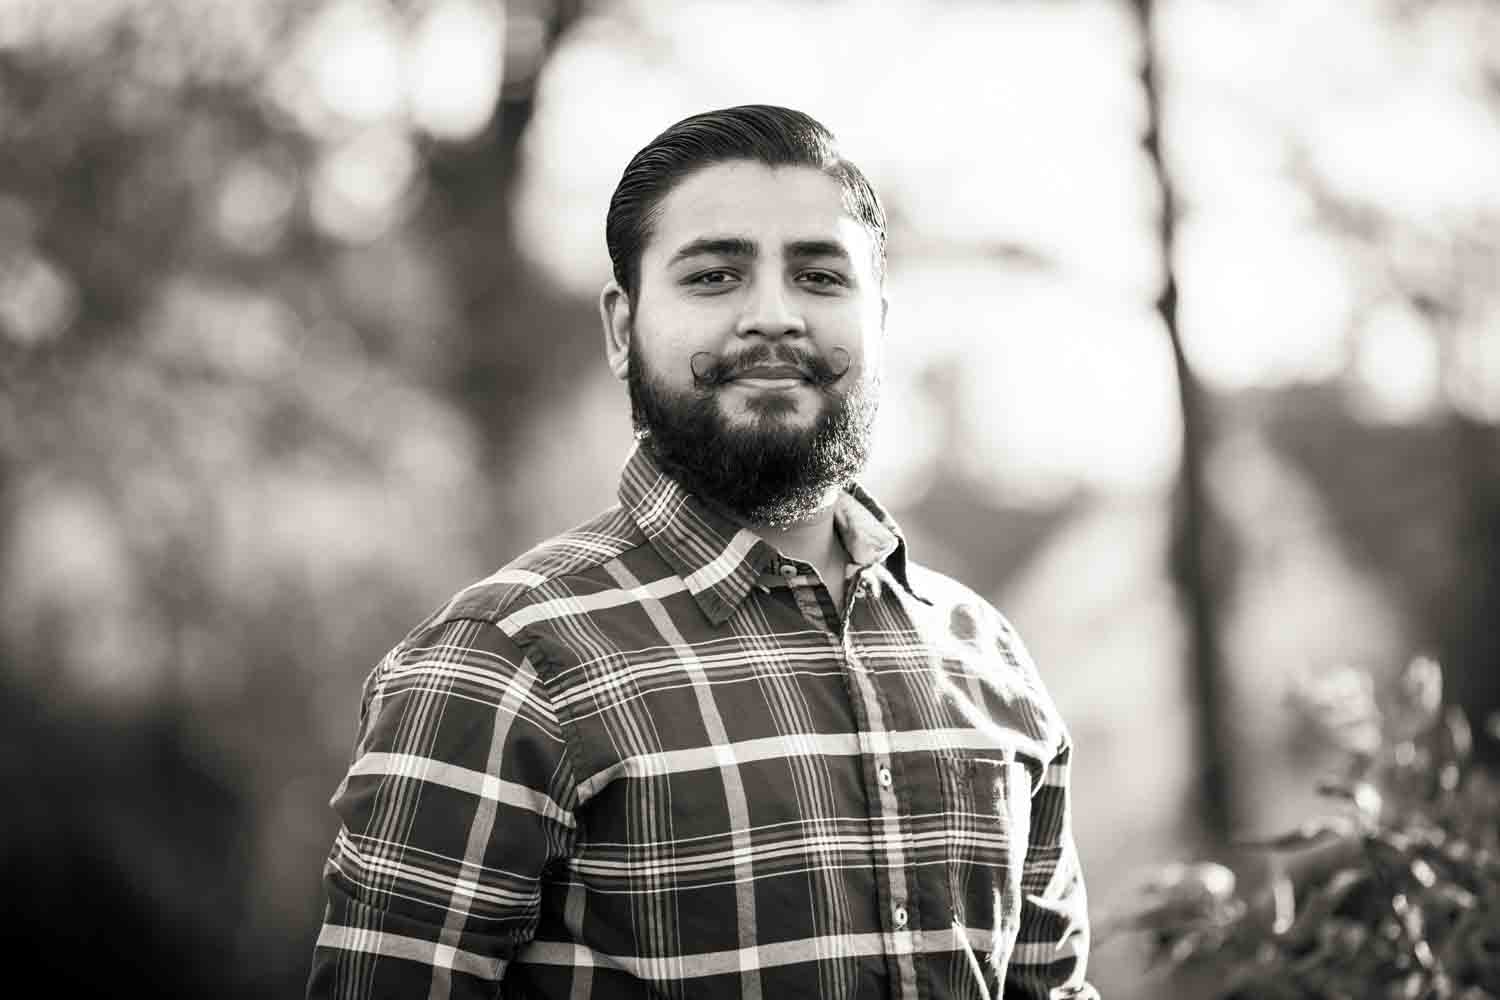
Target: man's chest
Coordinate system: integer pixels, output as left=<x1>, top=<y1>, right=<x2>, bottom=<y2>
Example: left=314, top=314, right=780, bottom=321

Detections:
left=515, top=582, right=1054, bottom=829
left=507, top=580, right=1059, bottom=995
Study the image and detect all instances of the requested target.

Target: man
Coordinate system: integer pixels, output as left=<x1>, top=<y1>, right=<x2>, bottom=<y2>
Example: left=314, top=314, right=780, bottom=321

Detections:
left=309, top=105, right=1098, bottom=1000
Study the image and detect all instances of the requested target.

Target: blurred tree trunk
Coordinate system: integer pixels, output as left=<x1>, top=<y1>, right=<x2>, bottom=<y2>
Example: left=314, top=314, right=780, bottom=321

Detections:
left=1447, top=414, right=1500, bottom=765
left=1133, top=0, right=1238, bottom=844
left=1436, top=236, right=1500, bottom=764
left=431, top=0, right=591, bottom=496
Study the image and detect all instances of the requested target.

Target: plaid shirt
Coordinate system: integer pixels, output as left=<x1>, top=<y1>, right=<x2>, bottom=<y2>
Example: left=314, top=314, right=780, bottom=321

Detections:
left=309, top=447, right=1097, bottom=1000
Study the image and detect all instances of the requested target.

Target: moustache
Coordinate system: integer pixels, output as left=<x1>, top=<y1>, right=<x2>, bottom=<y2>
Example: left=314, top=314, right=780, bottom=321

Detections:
left=689, top=345, right=852, bottom=389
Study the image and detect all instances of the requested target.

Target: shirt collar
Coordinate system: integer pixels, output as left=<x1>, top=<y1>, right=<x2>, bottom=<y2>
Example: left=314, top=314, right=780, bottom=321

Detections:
left=617, top=445, right=920, bottom=624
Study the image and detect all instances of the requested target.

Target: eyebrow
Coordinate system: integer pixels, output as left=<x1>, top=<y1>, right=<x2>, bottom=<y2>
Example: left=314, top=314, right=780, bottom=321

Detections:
left=784, top=239, right=851, bottom=264
left=666, top=237, right=756, bottom=267
left=666, top=237, right=852, bottom=267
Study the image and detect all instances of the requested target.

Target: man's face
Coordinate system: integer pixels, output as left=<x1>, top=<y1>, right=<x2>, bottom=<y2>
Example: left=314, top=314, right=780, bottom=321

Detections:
left=601, top=161, right=887, bottom=524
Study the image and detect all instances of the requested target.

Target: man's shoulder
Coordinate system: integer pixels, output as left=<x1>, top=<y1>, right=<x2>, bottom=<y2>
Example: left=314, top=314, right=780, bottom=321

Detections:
left=903, top=560, right=1055, bottom=706
left=903, top=560, right=987, bottom=612
left=903, top=560, right=1021, bottom=639
left=416, top=503, right=648, bottom=635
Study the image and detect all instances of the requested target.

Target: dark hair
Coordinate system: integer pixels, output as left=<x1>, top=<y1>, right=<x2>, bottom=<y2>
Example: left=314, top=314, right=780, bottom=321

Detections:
left=605, top=104, right=887, bottom=303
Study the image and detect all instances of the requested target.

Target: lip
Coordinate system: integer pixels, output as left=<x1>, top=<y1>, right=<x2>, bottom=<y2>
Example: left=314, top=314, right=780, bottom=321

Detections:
left=730, top=377, right=805, bottom=391
left=730, top=365, right=808, bottom=381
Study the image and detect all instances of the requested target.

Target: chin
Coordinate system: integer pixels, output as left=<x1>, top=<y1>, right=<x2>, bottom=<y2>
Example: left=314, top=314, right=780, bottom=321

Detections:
left=722, top=394, right=820, bottom=425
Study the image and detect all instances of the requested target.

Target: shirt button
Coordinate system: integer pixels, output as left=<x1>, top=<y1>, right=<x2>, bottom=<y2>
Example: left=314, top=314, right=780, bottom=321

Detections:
left=877, top=765, right=893, bottom=788
left=779, top=564, right=798, bottom=578
left=892, top=904, right=908, bottom=929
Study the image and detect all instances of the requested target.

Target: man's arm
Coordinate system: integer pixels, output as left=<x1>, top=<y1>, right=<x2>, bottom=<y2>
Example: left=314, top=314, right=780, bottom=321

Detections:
left=307, top=616, right=576, bottom=999
left=1005, top=740, right=1100, bottom=999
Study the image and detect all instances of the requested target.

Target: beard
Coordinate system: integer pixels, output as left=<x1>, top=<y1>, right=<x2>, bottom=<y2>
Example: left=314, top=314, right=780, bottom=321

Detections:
left=627, top=338, right=879, bottom=527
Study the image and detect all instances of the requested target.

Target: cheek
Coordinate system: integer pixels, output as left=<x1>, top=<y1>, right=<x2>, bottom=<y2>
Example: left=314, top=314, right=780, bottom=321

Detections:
left=823, top=298, right=884, bottom=357
left=842, top=327, right=884, bottom=378
left=629, top=314, right=695, bottom=374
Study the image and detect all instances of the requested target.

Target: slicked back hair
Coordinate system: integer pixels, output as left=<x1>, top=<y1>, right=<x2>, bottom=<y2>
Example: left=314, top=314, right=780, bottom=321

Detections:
left=605, top=104, right=887, bottom=304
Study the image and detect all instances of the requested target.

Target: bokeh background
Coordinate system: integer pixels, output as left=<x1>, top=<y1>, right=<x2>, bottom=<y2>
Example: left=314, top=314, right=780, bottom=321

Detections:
left=2, top=0, right=1497, bottom=996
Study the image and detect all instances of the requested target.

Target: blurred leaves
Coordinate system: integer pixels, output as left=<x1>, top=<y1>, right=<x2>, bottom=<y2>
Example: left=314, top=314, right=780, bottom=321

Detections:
left=1390, top=656, right=1447, bottom=743
left=1234, top=816, right=1359, bottom=852
left=1120, top=656, right=1500, bottom=999
left=1289, top=664, right=1383, bottom=757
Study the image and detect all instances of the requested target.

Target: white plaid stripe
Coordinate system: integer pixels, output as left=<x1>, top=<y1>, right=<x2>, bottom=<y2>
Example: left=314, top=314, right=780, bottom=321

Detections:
left=348, top=753, right=573, bottom=828
left=316, top=924, right=504, bottom=980
left=517, top=923, right=1013, bottom=975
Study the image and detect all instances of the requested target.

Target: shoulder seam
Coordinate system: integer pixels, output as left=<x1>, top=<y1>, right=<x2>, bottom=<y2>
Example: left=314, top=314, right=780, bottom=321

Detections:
left=431, top=530, right=654, bottom=633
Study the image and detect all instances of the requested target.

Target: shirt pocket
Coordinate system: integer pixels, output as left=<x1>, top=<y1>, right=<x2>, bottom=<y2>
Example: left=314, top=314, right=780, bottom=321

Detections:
left=940, top=753, right=1034, bottom=981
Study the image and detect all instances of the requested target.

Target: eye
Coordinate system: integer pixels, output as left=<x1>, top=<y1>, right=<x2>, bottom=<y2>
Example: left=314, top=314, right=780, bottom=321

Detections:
left=796, top=269, right=847, bottom=291
left=684, top=268, right=739, bottom=291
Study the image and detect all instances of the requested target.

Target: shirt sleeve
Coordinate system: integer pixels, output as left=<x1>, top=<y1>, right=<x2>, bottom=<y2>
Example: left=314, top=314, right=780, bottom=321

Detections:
left=1004, top=739, right=1100, bottom=1000
left=307, top=616, right=577, bottom=999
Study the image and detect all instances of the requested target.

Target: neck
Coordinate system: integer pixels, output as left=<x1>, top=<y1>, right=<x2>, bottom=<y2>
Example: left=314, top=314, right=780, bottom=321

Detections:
left=702, top=483, right=853, bottom=609
left=746, top=490, right=844, bottom=568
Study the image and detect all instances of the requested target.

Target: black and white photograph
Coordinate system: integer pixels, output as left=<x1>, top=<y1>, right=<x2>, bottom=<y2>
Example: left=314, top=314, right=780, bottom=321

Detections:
left=2, top=1, right=1498, bottom=997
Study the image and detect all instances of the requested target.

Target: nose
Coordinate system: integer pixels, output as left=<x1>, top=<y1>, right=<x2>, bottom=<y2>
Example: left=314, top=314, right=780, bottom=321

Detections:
left=735, top=277, right=806, bottom=338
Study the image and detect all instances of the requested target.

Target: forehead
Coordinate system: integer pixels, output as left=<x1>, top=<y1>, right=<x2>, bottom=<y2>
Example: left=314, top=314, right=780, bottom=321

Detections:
left=644, top=161, right=874, bottom=266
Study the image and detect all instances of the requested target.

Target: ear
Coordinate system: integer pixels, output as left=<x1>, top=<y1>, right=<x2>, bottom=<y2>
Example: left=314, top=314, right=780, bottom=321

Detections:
left=600, top=281, right=632, bottom=381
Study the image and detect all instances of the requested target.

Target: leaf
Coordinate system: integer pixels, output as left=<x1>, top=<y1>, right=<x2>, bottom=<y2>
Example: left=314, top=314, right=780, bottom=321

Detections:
left=1443, top=706, right=1473, bottom=762
left=1272, top=871, right=1296, bottom=935
left=1278, top=869, right=1370, bottom=949
left=1236, top=816, right=1357, bottom=851
left=1432, top=883, right=1476, bottom=911
left=1387, top=655, right=1443, bottom=742
left=1315, top=780, right=1384, bottom=822
left=1391, top=970, right=1426, bottom=999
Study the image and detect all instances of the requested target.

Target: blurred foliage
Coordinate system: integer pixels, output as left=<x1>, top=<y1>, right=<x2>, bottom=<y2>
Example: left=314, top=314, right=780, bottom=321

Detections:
left=1264, top=386, right=1500, bottom=768
left=0, top=1, right=587, bottom=994
left=1115, top=657, right=1500, bottom=998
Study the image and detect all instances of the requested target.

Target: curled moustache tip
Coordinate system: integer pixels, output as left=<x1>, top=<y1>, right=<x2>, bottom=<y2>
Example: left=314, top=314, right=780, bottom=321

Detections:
left=829, top=347, right=851, bottom=377
left=690, top=352, right=717, bottom=381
